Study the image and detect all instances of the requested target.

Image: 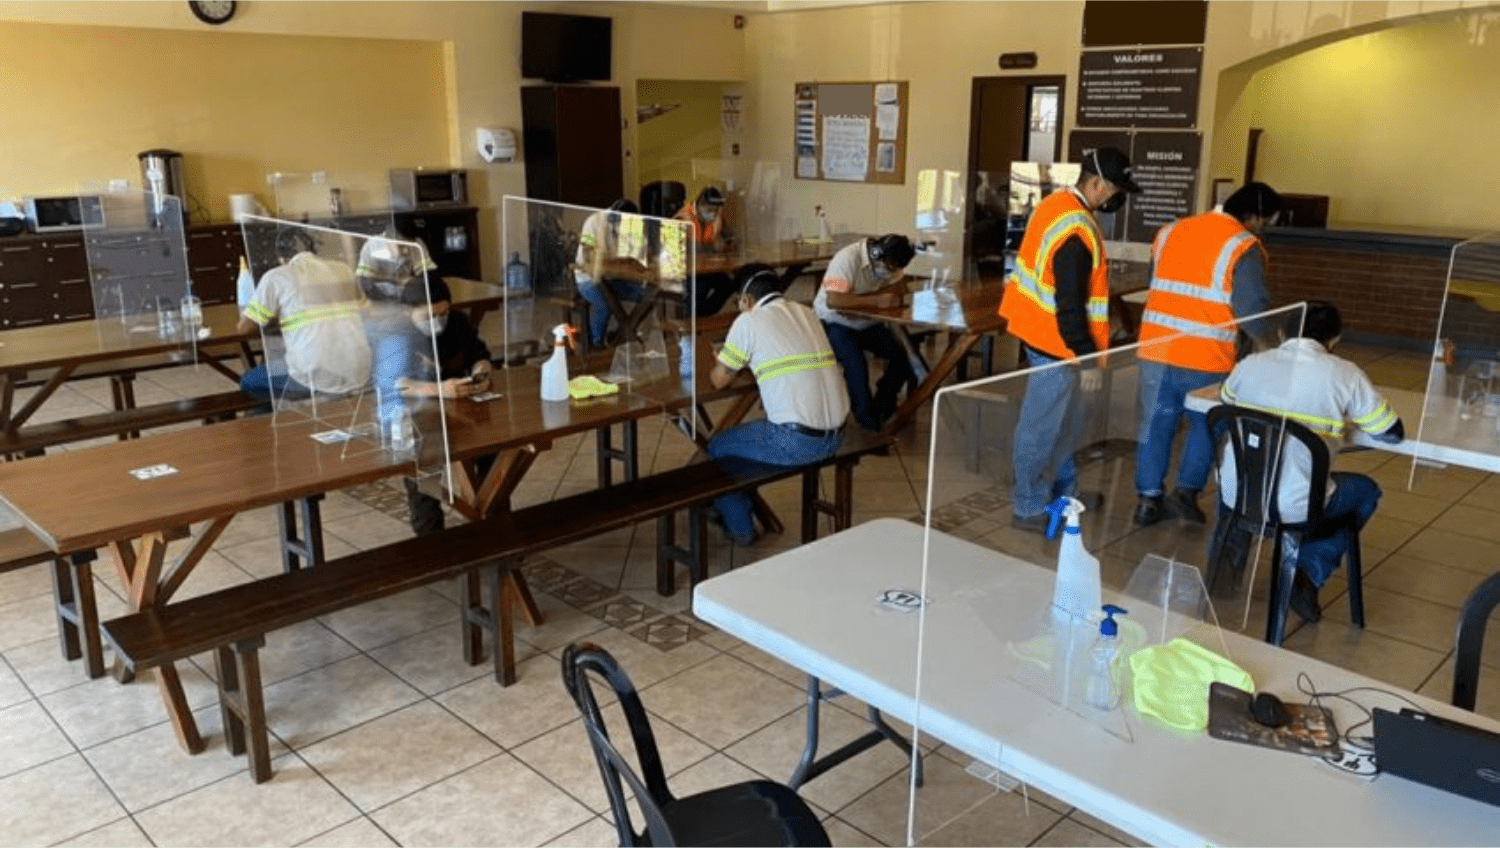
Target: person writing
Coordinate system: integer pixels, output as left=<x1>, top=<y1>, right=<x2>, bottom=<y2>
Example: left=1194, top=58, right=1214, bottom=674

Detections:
left=1133, top=182, right=1283, bottom=527
left=814, top=233, right=917, bottom=432
left=998, top=146, right=1139, bottom=533
left=1215, top=301, right=1402, bottom=623
left=705, top=264, right=850, bottom=546
left=575, top=199, right=653, bottom=349
left=671, top=186, right=739, bottom=317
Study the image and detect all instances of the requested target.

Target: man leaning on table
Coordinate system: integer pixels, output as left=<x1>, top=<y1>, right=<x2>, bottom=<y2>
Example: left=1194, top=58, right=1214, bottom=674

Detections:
left=1133, top=182, right=1283, bottom=528
left=999, top=146, right=1139, bottom=533
left=706, top=263, right=850, bottom=546
left=237, top=227, right=372, bottom=403
left=1216, top=300, right=1404, bottom=622
left=814, top=233, right=917, bottom=432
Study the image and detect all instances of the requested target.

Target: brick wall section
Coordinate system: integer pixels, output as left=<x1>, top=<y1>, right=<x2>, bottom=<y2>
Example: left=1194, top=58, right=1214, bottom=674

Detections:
left=1264, top=242, right=1451, bottom=345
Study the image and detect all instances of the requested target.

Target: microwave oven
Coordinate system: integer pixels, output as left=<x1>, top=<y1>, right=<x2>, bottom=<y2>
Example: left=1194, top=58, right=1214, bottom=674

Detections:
left=389, top=169, right=468, bottom=210
left=23, top=194, right=106, bottom=233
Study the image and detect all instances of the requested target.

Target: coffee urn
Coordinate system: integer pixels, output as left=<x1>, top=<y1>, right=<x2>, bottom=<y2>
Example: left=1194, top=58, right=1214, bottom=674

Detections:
left=138, top=149, right=188, bottom=224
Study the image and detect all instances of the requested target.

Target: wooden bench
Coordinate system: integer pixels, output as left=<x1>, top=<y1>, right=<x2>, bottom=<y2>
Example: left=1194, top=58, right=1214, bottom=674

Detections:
left=1, top=390, right=259, bottom=457
left=101, top=426, right=894, bottom=782
left=0, top=528, right=105, bottom=678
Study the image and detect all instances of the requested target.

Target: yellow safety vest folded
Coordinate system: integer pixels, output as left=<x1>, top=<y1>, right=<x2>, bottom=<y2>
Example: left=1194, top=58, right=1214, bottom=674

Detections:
left=1128, top=637, right=1254, bottom=731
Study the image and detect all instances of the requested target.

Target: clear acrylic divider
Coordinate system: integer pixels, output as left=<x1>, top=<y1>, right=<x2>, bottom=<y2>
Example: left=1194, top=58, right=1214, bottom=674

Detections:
left=82, top=189, right=199, bottom=365
left=236, top=215, right=451, bottom=492
left=267, top=169, right=391, bottom=224
left=1416, top=231, right=1500, bottom=488
left=905, top=302, right=1311, bottom=844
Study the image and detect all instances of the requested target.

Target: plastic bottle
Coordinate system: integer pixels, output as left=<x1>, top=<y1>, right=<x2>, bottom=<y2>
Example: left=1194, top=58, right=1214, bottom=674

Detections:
left=236, top=257, right=256, bottom=311
left=505, top=251, right=531, bottom=294
left=389, top=404, right=416, bottom=453
left=815, top=204, right=831, bottom=243
left=1045, top=496, right=1102, bottom=625
left=1085, top=604, right=1128, bottom=711
left=156, top=296, right=181, bottom=337
left=540, top=323, right=575, bottom=402
left=678, top=337, right=694, bottom=381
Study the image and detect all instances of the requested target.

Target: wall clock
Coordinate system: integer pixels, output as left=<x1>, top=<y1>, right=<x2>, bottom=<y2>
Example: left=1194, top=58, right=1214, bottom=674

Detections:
left=189, top=0, right=237, bottom=26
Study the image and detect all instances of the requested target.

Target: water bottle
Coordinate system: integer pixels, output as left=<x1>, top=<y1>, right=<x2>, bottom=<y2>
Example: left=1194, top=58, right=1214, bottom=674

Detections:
left=389, top=405, right=416, bottom=453
left=1085, top=604, right=1128, bottom=711
left=678, top=337, right=694, bottom=381
left=156, top=297, right=181, bottom=338
left=236, top=257, right=256, bottom=311
left=180, top=293, right=203, bottom=331
left=505, top=251, right=531, bottom=293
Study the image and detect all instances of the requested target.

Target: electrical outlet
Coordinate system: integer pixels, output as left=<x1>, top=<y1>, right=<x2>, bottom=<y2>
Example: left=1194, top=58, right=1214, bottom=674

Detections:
left=311, top=171, right=327, bottom=184
left=109, top=179, right=128, bottom=193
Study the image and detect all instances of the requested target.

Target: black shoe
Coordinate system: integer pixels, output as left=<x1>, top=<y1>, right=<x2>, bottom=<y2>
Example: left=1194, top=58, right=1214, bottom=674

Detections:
left=1133, top=496, right=1165, bottom=527
left=1290, top=569, right=1322, bottom=623
left=1011, top=512, right=1051, bottom=535
left=1164, top=488, right=1206, bottom=524
left=404, top=478, right=445, bottom=537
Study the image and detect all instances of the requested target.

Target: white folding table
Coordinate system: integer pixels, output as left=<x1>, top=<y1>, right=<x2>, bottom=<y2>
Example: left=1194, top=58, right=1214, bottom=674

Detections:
left=693, top=518, right=1500, bottom=846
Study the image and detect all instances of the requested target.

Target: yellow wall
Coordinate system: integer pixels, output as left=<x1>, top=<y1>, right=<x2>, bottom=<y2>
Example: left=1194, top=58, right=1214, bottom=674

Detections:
left=0, top=20, right=447, bottom=221
left=1222, top=10, right=1500, bottom=228
left=635, top=80, right=728, bottom=194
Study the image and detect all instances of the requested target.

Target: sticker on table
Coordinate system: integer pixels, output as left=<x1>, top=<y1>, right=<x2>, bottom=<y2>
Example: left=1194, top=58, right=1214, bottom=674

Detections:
left=310, top=429, right=354, bottom=444
left=875, top=588, right=928, bottom=614
left=129, top=463, right=179, bottom=480
left=469, top=391, right=503, bottom=402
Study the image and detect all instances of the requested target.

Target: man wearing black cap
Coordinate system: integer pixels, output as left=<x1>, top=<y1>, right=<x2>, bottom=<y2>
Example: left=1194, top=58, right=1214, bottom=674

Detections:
left=999, top=146, right=1140, bottom=533
left=668, top=186, right=739, bottom=317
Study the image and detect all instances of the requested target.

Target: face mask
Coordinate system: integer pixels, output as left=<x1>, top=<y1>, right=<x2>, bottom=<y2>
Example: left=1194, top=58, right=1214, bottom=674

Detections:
left=1098, top=192, right=1126, bottom=214
left=414, top=313, right=447, bottom=337
left=872, top=264, right=891, bottom=281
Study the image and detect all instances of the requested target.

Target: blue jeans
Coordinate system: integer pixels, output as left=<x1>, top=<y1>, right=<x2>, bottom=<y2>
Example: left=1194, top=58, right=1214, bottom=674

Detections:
left=823, top=321, right=912, bottom=431
left=706, top=421, right=843, bottom=540
left=1134, top=361, right=1223, bottom=497
left=1213, top=471, right=1381, bottom=587
left=239, top=365, right=311, bottom=402
left=577, top=278, right=646, bottom=347
left=1012, top=346, right=1088, bottom=518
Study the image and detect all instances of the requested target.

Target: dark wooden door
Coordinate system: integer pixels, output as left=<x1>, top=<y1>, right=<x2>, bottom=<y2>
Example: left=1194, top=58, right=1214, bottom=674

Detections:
left=522, top=85, right=624, bottom=209
left=964, top=76, right=1066, bottom=274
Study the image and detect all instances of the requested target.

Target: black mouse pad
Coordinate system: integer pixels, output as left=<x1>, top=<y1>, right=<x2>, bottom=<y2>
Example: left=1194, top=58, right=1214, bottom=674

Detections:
left=1207, top=682, right=1342, bottom=757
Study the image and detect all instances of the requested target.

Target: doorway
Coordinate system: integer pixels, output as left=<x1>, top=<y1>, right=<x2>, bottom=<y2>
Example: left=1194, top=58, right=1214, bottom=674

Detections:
left=965, top=75, right=1065, bottom=277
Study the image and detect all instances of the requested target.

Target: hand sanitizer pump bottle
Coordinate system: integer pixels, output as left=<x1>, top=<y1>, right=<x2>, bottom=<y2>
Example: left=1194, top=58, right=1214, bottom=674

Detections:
left=1046, top=496, right=1102, bottom=625
left=236, top=257, right=256, bottom=311
left=540, top=324, right=575, bottom=402
left=1086, top=604, right=1129, bottom=710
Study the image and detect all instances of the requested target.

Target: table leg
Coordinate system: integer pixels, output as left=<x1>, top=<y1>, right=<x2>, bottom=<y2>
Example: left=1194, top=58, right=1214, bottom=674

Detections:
left=788, top=674, right=922, bottom=789
left=881, top=331, right=987, bottom=437
left=201, top=350, right=247, bottom=385
left=276, top=494, right=326, bottom=574
left=7, top=364, right=77, bottom=433
left=464, top=446, right=546, bottom=628
left=0, top=375, right=13, bottom=437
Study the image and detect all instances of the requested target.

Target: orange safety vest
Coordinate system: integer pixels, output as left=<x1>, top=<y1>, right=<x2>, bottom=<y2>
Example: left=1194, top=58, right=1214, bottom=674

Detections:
left=674, top=203, right=721, bottom=246
left=998, top=189, right=1110, bottom=359
left=1138, top=211, right=1263, bottom=374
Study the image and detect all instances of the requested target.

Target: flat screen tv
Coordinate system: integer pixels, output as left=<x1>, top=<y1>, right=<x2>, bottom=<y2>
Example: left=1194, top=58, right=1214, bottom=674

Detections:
left=521, top=11, right=612, bottom=83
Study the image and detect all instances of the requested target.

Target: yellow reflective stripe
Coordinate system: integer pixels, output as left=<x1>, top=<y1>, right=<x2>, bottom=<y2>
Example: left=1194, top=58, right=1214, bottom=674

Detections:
left=1009, top=273, right=1056, bottom=313
left=1211, top=231, right=1256, bottom=294
left=1354, top=401, right=1397, bottom=433
left=1087, top=297, right=1108, bottom=322
left=1141, top=309, right=1237, bottom=342
left=1149, top=276, right=1233, bottom=305
left=244, top=301, right=274, bottom=323
left=754, top=351, right=837, bottom=381
left=719, top=341, right=749, bottom=369
left=280, top=303, right=363, bottom=332
left=1225, top=396, right=1346, bottom=436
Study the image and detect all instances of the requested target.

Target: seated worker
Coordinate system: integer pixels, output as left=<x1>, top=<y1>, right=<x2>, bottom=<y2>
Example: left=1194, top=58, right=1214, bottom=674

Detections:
left=238, top=227, right=371, bottom=402
left=366, top=274, right=494, bottom=536
left=356, top=224, right=438, bottom=302
left=813, top=233, right=917, bottom=431
left=1133, top=182, right=1283, bottom=528
left=672, top=186, right=738, bottom=317
left=1215, top=301, right=1403, bottom=622
left=575, top=199, right=653, bottom=349
left=707, top=263, right=850, bottom=546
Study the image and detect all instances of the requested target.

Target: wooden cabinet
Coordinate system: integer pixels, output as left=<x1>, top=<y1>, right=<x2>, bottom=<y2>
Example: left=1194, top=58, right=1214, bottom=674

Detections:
left=185, top=224, right=244, bottom=306
left=522, top=85, right=624, bottom=208
left=0, top=236, right=93, bottom=328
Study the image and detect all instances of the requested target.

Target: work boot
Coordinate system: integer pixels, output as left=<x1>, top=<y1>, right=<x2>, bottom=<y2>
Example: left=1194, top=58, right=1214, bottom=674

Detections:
left=1133, top=495, right=1166, bottom=527
left=1164, top=488, right=1206, bottom=524
left=404, top=477, right=445, bottom=537
left=1290, top=569, right=1322, bottom=623
left=1010, top=512, right=1051, bottom=535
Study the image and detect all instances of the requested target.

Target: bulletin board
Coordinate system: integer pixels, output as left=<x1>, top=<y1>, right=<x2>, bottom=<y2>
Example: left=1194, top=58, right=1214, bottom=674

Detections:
left=793, top=81, right=909, bottom=184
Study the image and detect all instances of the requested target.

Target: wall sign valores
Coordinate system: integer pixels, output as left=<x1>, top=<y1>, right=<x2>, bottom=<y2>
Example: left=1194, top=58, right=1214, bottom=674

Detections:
left=1076, top=47, right=1202, bottom=129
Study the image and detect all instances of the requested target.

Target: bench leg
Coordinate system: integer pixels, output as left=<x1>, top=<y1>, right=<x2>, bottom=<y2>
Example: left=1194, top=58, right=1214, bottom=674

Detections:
left=801, top=469, right=820, bottom=544
left=656, top=510, right=710, bottom=597
left=656, top=515, right=677, bottom=597
left=216, top=636, right=272, bottom=782
left=459, top=570, right=485, bottom=666
left=492, top=563, right=517, bottom=686
left=833, top=459, right=856, bottom=531
left=50, top=551, right=105, bottom=679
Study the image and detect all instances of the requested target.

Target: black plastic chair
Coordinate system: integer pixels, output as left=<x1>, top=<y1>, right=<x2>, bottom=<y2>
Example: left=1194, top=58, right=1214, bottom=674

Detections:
left=561, top=642, right=831, bottom=848
left=640, top=181, right=687, bottom=219
left=1453, top=572, right=1500, bottom=711
left=1205, top=404, right=1366, bottom=646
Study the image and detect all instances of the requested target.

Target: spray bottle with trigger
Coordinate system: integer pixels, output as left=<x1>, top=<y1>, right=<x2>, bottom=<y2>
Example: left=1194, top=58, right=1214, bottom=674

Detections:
left=540, top=324, right=576, bottom=402
left=1045, top=496, right=1102, bottom=626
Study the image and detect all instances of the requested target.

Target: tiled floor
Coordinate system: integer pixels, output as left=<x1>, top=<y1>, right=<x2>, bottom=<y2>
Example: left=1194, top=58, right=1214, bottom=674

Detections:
left=0, top=341, right=1497, bottom=847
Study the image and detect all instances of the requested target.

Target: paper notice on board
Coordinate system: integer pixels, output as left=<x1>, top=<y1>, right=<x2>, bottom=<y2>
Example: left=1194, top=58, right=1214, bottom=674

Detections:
left=874, top=82, right=898, bottom=104
left=797, top=155, right=818, bottom=179
left=876, top=104, right=900, bottom=140
left=876, top=142, right=897, bottom=173
left=796, top=99, right=818, bottom=155
left=821, top=116, right=870, bottom=181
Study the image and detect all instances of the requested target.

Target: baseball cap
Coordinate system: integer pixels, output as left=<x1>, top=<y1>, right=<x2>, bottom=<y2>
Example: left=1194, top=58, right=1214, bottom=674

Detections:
left=1081, top=146, right=1141, bottom=193
left=698, top=186, right=726, bottom=207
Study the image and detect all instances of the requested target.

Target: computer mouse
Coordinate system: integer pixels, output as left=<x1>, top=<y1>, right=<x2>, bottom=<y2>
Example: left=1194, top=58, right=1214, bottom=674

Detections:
left=1251, top=691, right=1290, bottom=728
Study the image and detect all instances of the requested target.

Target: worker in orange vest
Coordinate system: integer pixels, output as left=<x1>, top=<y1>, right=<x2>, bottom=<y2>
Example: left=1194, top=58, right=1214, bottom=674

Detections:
left=1132, top=182, right=1283, bottom=527
left=673, top=186, right=739, bottom=317
left=999, top=147, right=1139, bottom=533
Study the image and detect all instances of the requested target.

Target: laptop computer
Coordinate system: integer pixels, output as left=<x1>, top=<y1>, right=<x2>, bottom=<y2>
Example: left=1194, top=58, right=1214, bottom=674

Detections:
left=1373, top=707, right=1500, bottom=807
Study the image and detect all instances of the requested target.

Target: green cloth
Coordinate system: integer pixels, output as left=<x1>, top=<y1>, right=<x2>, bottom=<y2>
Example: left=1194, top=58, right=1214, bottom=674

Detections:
left=567, top=374, right=620, bottom=399
left=1128, top=637, right=1254, bottom=731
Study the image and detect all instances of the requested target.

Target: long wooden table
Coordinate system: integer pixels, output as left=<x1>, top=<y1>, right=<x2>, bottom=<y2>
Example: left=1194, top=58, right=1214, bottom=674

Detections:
left=839, top=279, right=1009, bottom=436
left=694, top=519, right=1500, bottom=846
left=0, top=277, right=503, bottom=436
left=0, top=354, right=753, bottom=754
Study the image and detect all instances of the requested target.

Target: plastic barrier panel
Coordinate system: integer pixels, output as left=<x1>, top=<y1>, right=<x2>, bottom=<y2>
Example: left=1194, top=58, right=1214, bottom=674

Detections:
left=83, top=190, right=199, bottom=364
